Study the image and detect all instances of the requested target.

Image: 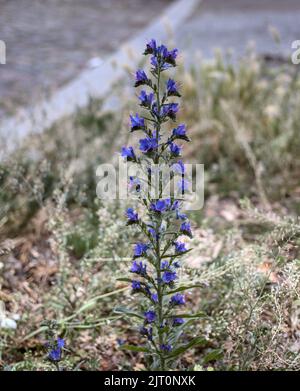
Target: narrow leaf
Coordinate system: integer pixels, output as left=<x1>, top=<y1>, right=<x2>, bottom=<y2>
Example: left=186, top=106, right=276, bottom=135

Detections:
left=167, top=337, right=207, bottom=359
left=166, top=312, right=206, bottom=319
left=203, top=349, right=223, bottom=364
left=114, top=306, right=144, bottom=319
left=120, top=345, right=150, bottom=353
left=166, top=285, right=203, bottom=295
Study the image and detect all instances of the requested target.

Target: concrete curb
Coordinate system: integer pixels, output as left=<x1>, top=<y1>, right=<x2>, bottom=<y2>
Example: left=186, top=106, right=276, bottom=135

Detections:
left=1, top=0, right=200, bottom=157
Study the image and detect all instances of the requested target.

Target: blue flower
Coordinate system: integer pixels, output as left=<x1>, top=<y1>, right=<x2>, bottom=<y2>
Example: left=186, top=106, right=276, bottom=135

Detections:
left=151, top=55, right=171, bottom=71
left=169, top=142, right=181, bottom=156
left=162, top=271, right=177, bottom=284
left=150, top=199, right=171, bottom=213
left=156, top=44, right=178, bottom=68
left=132, top=280, right=142, bottom=290
left=126, top=208, right=138, bottom=224
left=151, top=293, right=158, bottom=303
left=167, top=79, right=180, bottom=97
left=57, top=338, right=65, bottom=349
left=140, top=326, right=153, bottom=341
left=139, top=90, right=154, bottom=107
left=130, top=260, right=147, bottom=275
left=130, top=113, right=145, bottom=131
left=144, top=39, right=157, bottom=55
left=135, top=69, right=149, bottom=87
left=174, top=241, right=187, bottom=254
left=165, top=48, right=178, bottom=66
left=160, top=343, right=172, bottom=352
left=172, top=124, right=190, bottom=141
left=147, top=226, right=158, bottom=240
left=173, top=261, right=181, bottom=268
left=47, top=338, right=65, bottom=362
left=121, top=146, right=136, bottom=161
left=176, top=210, right=187, bottom=220
left=145, top=42, right=178, bottom=71
left=172, top=317, right=184, bottom=326
left=139, top=136, right=158, bottom=153
left=170, top=293, right=185, bottom=306
left=48, top=348, right=61, bottom=362
left=133, top=243, right=149, bottom=258
left=144, top=310, right=156, bottom=323
left=162, top=103, right=179, bottom=120
left=161, top=260, right=169, bottom=270
left=180, top=221, right=193, bottom=238
left=157, top=44, right=168, bottom=58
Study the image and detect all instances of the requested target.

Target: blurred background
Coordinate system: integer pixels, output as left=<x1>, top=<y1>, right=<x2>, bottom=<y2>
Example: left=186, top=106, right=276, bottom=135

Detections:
left=0, top=0, right=300, bottom=371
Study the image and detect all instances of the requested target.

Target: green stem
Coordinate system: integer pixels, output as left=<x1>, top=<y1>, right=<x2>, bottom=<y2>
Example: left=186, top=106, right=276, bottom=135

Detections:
left=154, top=65, right=166, bottom=371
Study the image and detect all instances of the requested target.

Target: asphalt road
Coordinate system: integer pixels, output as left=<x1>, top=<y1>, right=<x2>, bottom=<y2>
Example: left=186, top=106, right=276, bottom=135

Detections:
left=1, top=0, right=300, bottom=119
left=176, top=0, right=300, bottom=61
left=0, top=0, right=171, bottom=117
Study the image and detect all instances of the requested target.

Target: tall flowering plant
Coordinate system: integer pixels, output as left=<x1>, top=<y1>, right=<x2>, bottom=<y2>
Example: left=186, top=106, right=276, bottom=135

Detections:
left=118, top=40, right=204, bottom=371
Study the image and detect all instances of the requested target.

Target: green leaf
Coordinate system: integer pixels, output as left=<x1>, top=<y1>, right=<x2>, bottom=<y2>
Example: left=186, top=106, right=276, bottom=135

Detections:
left=114, top=306, right=144, bottom=319
left=120, top=345, right=150, bottom=353
left=167, top=337, right=207, bottom=359
left=203, top=349, right=223, bottom=364
left=116, top=277, right=132, bottom=283
left=161, top=249, right=192, bottom=259
left=166, top=312, right=207, bottom=319
left=166, top=285, right=203, bottom=295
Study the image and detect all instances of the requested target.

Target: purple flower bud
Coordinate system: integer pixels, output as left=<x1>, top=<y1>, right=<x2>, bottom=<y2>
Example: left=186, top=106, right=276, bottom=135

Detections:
left=144, top=310, right=156, bottom=323
left=170, top=293, right=185, bottom=306
left=133, top=243, right=149, bottom=258
left=57, top=338, right=65, bottom=349
left=139, top=90, right=154, bottom=107
left=140, top=326, right=153, bottom=341
left=150, top=199, right=171, bottom=213
left=144, top=39, right=157, bottom=55
left=169, top=142, right=181, bottom=157
left=48, top=348, right=61, bottom=362
left=172, top=317, right=184, bottom=326
left=151, top=293, right=158, bottom=303
left=135, top=69, right=149, bottom=87
left=174, top=241, right=187, bottom=254
left=130, top=261, right=147, bottom=275
left=139, top=137, right=158, bottom=153
left=162, top=103, right=179, bottom=120
left=167, top=78, right=181, bottom=97
left=121, top=146, right=136, bottom=161
left=162, top=271, right=177, bottom=284
left=130, top=113, right=145, bottom=131
left=172, top=124, right=190, bottom=141
left=161, top=261, right=169, bottom=270
left=180, top=221, right=193, bottom=238
left=160, top=343, right=172, bottom=352
left=126, top=208, right=138, bottom=224
left=131, top=280, right=142, bottom=290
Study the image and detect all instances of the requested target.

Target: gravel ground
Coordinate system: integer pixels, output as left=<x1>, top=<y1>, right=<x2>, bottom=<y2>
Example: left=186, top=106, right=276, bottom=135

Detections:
left=0, top=0, right=171, bottom=117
